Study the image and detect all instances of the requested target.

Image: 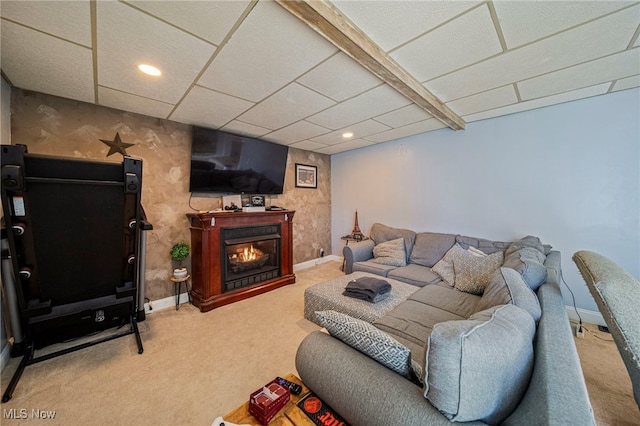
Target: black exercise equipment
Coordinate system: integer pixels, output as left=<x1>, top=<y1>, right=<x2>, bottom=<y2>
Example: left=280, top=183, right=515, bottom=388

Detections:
left=1, top=144, right=150, bottom=402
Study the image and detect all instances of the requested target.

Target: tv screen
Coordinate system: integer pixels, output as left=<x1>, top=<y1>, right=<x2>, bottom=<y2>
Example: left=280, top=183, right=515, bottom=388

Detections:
left=189, top=127, right=289, bottom=194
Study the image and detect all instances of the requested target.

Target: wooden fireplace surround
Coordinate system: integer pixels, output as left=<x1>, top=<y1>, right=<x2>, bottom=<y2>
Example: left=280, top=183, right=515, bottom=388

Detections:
left=187, top=210, right=296, bottom=312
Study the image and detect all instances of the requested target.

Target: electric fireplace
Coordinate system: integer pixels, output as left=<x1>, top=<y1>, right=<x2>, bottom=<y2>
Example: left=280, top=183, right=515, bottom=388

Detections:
left=187, top=210, right=295, bottom=312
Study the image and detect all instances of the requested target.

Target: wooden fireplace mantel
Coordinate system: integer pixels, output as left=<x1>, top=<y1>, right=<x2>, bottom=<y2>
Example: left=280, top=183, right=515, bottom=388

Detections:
left=187, top=210, right=296, bottom=312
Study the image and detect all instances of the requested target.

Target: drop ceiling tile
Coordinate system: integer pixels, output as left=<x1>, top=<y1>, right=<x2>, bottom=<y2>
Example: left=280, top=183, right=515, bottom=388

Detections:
left=220, top=121, right=271, bottom=138
left=447, top=85, right=518, bottom=116
left=612, top=74, right=640, bottom=92
left=391, top=4, right=503, bottom=82
left=310, top=120, right=391, bottom=146
left=96, top=1, right=215, bottom=104
left=464, top=83, right=610, bottom=122
left=0, top=21, right=94, bottom=103
left=263, top=121, right=330, bottom=144
left=98, top=86, right=174, bottom=119
left=306, top=85, right=411, bottom=130
left=170, top=85, right=254, bottom=129
left=427, top=5, right=640, bottom=102
left=493, top=0, right=632, bottom=49
left=237, top=83, right=335, bottom=130
left=127, top=0, right=250, bottom=45
left=332, top=0, right=480, bottom=51
left=197, top=0, right=337, bottom=102
left=316, top=138, right=375, bottom=155
left=519, top=49, right=640, bottom=100
left=289, top=140, right=330, bottom=151
left=0, top=0, right=91, bottom=46
left=364, top=119, right=448, bottom=143
left=374, top=104, right=433, bottom=128
left=297, top=52, right=382, bottom=101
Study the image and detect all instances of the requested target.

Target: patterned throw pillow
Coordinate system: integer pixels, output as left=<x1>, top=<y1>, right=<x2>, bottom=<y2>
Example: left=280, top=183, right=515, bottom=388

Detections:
left=452, top=251, right=504, bottom=295
left=315, top=310, right=411, bottom=377
left=370, top=237, right=407, bottom=267
left=432, top=244, right=476, bottom=285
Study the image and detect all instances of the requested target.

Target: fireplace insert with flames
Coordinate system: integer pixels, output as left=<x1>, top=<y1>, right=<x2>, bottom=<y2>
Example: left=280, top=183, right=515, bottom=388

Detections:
left=222, top=224, right=281, bottom=292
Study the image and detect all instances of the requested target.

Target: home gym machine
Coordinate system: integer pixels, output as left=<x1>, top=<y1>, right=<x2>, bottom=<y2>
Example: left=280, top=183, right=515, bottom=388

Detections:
left=1, top=144, right=150, bottom=402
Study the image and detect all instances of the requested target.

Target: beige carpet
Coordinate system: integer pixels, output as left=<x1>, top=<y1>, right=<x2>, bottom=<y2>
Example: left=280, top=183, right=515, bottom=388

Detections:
left=1, top=261, right=638, bottom=425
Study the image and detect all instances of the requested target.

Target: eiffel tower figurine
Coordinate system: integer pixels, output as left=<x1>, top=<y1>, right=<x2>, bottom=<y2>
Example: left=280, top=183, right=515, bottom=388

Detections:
left=350, top=210, right=364, bottom=241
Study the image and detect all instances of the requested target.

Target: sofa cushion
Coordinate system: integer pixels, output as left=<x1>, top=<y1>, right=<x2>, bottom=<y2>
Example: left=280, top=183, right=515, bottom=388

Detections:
left=477, top=267, right=542, bottom=323
left=503, top=246, right=548, bottom=290
left=408, top=284, right=481, bottom=319
left=409, top=232, right=456, bottom=267
left=373, top=300, right=467, bottom=348
left=387, top=264, right=442, bottom=287
left=316, top=310, right=411, bottom=377
left=453, top=251, right=504, bottom=295
left=424, top=304, right=535, bottom=424
left=369, top=223, right=416, bottom=262
left=456, top=235, right=510, bottom=254
left=432, top=243, right=476, bottom=285
left=352, top=261, right=396, bottom=277
left=370, top=238, right=407, bottom=267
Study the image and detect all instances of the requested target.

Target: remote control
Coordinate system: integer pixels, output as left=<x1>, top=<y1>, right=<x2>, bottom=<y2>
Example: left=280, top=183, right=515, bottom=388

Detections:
left=276, top=377, right=302, bottom=395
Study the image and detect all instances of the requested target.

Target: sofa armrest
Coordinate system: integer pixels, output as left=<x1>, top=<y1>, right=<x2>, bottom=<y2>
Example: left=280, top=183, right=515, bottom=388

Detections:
left=343, top=239, right=375, bottom=274
left=295, top=331, right=484, bottom=426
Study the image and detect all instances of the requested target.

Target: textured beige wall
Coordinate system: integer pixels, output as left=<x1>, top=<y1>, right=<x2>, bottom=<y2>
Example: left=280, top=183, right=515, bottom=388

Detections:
left=9, top=89, right=331, bottom=301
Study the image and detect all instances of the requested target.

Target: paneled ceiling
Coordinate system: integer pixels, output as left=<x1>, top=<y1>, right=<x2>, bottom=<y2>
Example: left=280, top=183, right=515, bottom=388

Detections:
left=1, top=0, right=639, bottom=155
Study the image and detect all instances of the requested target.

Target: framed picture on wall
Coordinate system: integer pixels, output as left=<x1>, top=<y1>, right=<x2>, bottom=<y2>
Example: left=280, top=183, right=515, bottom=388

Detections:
left=295, top=163, right=317, bottom=188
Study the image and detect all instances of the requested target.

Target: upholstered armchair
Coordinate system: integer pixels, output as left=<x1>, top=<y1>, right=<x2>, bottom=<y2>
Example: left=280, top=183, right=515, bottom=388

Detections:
left=573, top=250, right=640, bottom=408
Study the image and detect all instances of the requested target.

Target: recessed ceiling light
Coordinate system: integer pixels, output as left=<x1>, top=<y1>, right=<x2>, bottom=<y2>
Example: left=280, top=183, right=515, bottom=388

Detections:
left=138, top=64, right=161, bottom=76
left=342, top=132, right=353, bottom=139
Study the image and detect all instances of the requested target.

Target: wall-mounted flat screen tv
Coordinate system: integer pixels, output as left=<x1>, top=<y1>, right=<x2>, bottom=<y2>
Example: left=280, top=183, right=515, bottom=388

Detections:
left=189, top=126, right=289, bottom=194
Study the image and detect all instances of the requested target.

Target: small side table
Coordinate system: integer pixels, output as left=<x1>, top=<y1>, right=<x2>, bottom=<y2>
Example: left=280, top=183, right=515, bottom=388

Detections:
left=340, top=236, right=370, bottom=271
left=171, top=275, right=191, bottom=310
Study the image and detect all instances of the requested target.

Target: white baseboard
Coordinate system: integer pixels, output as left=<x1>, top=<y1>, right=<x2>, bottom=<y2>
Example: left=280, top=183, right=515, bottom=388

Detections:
left=566, top=306, right=605, bottom=326
left=145, top=255, right=343, bottom=314
left=293, top=255, right=341, bottom=272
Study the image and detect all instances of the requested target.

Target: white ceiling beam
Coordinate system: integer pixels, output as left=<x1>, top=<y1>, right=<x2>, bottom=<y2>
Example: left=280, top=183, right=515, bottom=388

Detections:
left=276, top=0, right=465, bottom=131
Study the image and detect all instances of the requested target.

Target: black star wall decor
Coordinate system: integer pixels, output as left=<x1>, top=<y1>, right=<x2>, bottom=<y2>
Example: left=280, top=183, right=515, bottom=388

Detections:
left=99, top=132, right=134, bottom=157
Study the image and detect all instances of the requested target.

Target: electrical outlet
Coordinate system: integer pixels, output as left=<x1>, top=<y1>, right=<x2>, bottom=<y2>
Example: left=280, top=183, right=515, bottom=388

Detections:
left=576, top=325, right=585, bottom=339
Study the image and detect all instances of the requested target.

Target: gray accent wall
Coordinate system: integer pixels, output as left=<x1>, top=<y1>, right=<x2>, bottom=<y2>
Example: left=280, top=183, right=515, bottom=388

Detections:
left=331, top=88, right=640, bottom=312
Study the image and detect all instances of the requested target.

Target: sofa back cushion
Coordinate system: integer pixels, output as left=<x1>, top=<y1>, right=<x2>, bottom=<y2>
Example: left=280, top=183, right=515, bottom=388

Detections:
left=477, top=267, right=542, bottom=323
left=369, top=223, right=416, bottom=262
left=503, top=246, right=548, bottom=290
left=456, top=235, right=510, bottom=254
left=424, top=304, right=535, bottom=424
left=409, top=232, right=456, bottom=267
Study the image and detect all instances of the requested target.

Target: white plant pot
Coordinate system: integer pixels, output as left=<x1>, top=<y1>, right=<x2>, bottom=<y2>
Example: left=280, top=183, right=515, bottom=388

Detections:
left=173, top=268, right=188, bottom=279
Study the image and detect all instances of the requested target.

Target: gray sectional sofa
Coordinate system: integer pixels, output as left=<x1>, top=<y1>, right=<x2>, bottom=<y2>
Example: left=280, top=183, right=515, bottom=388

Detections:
left=295, top=224, right=595, bottom=425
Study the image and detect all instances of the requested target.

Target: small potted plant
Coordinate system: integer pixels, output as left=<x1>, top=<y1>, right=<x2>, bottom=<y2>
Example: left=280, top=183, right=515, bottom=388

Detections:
left=170, top=242, right=190, bottom=279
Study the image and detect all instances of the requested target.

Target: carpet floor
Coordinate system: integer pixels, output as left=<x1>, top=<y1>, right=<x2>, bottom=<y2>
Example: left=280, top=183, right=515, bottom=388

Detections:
left=1, top=261, right=638, bottom=425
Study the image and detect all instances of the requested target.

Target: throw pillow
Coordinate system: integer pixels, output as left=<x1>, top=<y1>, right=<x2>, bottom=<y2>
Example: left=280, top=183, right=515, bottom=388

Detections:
left=424, top=304, right=535, bottom=424
left=431, top=244, right=473, bottom=285
left=452, top=251, right=504, bottom=295
left=315, top=310, right=411, bottom=377
left=476, top=267, right=542, bottom=323
left=370, top=238, right=407, bottom=267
